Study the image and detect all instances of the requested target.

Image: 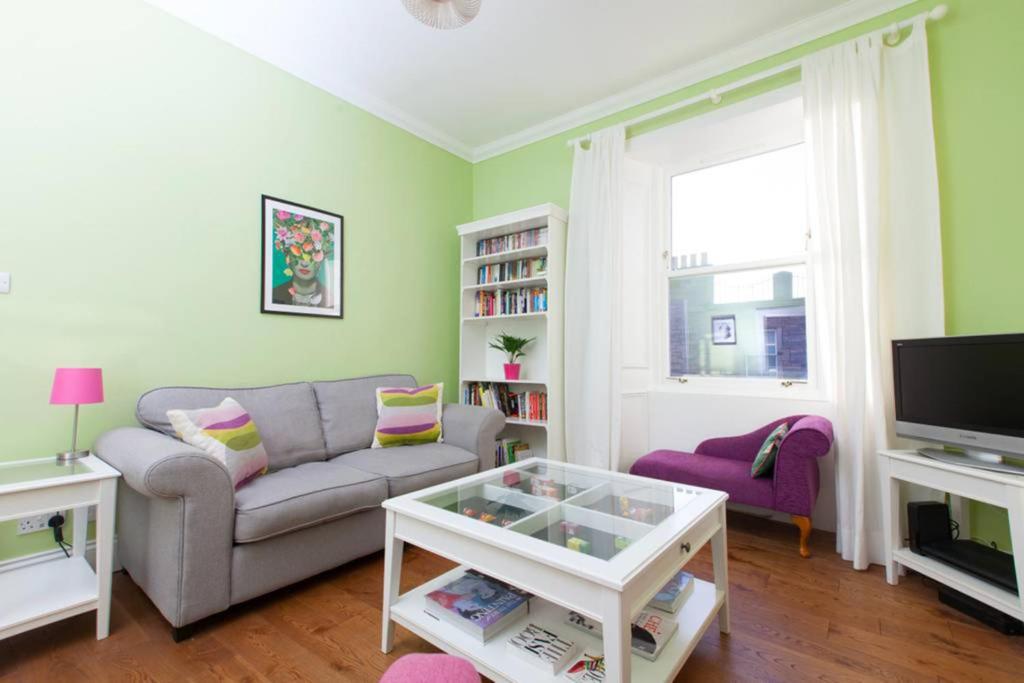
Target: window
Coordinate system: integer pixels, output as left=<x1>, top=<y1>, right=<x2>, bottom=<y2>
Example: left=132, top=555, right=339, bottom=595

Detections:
left=665, top=124, right=811, bottom=385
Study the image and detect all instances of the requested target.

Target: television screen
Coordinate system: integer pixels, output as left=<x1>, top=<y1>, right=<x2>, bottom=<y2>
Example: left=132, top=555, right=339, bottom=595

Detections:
left=893, top=335, right=1024, bottom=440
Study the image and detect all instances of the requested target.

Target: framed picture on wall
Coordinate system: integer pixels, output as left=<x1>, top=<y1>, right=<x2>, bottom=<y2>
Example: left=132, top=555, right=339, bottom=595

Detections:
left=711, top=314, right=736, bottom=345
left=261, top=195, right=343, bottom=318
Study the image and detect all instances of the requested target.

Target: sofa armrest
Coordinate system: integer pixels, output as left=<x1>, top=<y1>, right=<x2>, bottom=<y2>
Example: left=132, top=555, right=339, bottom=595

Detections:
left=93, top=427, right=235, bottom=628
left=695, top=418, right=796, bottom=462
left=94, top=427, right=234, bottom=500
left=772, top=416, right=834, bottom=516
left=442, top=404, right=506, bottom=470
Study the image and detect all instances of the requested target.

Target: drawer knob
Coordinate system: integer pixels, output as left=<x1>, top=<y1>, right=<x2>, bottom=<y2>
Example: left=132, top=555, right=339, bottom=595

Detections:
left=680, top=542, right=691, bottom=553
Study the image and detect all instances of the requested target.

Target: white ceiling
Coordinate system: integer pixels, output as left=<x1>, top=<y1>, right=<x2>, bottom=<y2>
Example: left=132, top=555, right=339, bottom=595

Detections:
left=145, top=0, right=912, bottom=161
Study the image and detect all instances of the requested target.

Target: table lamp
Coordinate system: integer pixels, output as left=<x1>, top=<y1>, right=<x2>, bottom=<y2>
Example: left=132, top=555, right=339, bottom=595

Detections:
left=50, top=368, right=104, bottom=463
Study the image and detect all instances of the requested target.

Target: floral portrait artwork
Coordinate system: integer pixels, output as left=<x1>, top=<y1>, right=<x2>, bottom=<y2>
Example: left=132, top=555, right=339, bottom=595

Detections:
left=261, top=196, right=343, bottom=318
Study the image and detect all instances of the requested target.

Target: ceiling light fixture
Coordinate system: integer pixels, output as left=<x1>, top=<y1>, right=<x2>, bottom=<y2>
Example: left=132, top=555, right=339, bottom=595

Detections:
left=401, top=0, right=481, bottom=30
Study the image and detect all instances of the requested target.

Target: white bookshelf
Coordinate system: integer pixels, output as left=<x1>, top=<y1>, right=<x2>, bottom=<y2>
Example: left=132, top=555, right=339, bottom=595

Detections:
left=457, top=204, right=567, bottom=461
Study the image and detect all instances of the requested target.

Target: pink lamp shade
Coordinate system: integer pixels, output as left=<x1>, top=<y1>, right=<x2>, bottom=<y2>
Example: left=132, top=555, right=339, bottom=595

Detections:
left=50, top=368, right=104, bottom=405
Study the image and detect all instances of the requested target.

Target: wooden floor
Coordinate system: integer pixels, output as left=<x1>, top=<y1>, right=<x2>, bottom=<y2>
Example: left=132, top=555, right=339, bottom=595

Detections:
left=2, top=512, right=1022, bottom=682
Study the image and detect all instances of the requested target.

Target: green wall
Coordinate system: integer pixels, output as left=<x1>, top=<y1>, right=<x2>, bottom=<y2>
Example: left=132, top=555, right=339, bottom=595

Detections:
left=0, top=0, right=472, bottom=560
left=473, top=0, right=1024, bottom=550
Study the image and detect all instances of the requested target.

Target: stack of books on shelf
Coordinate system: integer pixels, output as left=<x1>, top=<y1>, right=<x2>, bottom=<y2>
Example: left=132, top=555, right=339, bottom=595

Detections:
left=465, top=382, right=547, bottom=422
left=477, top=256, right=547, bottom=284
left=474, top=287, right=548, bottom=317
left=564, top=570, right=694, bottom=662
left=424, top=569, right=532, bottom=642
left=476, top=226, right=548, bottom=256
left=496, top=438, right=531, bottom=466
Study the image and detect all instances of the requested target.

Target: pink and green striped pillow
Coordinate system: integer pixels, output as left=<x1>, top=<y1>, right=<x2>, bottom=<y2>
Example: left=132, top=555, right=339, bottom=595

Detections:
left=167, top=398, right=269, bottom=489
left=372, top=383, right=444, bottom=448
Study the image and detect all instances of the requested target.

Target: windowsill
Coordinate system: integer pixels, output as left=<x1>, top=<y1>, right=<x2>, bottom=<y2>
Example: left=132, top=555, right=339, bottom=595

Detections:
left=653, top=378, right=830, bottom=402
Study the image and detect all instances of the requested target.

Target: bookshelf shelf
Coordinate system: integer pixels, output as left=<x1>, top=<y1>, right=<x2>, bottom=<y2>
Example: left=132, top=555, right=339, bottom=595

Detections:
left=462, top=244, right=548, bottom=267
left=505, top=418, right=548, bottom=429
left=457, top=203, right=567, bottom=461
left=463, top=312, right=548, bottom=322
left=463, top=276, right=548, bottom=293
left=462, top=377, right=548, bottom=386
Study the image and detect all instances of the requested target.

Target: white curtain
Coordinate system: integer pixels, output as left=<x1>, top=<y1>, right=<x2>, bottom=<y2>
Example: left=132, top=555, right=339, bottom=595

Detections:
left=565, top=126, right=626, bottom=470
left=803, top=16, right=944, bottom=570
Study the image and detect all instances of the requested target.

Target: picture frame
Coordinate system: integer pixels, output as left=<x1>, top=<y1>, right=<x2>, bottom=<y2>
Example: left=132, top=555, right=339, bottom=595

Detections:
left=711, top=314, right=737, bottom=345
left=261, top=195, right=343, bottom=319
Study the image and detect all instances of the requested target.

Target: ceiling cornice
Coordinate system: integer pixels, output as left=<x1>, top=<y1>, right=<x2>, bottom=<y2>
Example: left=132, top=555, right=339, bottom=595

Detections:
left=466, top=0, right=918, bottom=162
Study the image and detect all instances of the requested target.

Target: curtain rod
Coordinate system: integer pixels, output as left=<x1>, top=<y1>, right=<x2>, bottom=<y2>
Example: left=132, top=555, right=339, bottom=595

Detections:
left=566, top=3, right=948, bottom=148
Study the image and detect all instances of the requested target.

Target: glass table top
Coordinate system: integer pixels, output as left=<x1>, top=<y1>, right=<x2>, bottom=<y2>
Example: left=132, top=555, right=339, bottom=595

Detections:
left=417, top=461, right=702, bottom=561
left=0, top=458, right=94, bottom=487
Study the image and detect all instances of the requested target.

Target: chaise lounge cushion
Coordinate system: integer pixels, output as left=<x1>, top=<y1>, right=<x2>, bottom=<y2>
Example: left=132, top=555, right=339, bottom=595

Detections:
left=333, top=443, right=478, bottom=497
left=136, top=382, right=328, bottom=471
left=313, top=374, right=417, bottom=456
left=631, top=450, right=775, bottom=509
left=233, top=461, right=387, bottom=543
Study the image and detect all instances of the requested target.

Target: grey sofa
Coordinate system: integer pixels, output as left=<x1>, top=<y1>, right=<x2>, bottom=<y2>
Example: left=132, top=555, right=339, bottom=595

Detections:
left=94, top=374, right=504, bottom=640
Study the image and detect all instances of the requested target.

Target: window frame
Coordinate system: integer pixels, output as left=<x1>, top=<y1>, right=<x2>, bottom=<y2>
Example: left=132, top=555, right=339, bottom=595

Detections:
left=653, top=101, right=821, bottom=399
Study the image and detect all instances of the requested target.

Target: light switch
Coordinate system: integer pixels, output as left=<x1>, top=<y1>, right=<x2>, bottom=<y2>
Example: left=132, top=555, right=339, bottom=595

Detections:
left=0, top=272, right=9, bottom=294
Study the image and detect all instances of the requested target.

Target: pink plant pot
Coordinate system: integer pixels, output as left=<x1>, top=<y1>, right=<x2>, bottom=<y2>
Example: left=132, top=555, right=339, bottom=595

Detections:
left=503, top=363, right=521, bottom=380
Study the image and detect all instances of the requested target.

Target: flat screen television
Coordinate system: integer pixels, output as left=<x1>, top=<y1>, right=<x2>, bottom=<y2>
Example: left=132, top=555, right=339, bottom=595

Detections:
left=892, top=334, right=1024, bottom=458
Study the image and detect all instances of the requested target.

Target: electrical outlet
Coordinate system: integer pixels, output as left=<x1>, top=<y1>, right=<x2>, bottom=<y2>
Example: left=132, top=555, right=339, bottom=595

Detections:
left=17, top=513, right=59, bottom=535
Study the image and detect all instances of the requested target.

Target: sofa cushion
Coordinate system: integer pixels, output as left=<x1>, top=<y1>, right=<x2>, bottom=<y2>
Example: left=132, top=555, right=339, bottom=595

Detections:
left=630, top=450, right=775, bottom=509
left=333, top=443, right=478, bottom=497
left=233, top=461, right=387, bottom=544
left=313, top=374, right=417, bottom=456
left=137, top=382, right=327, bottom=471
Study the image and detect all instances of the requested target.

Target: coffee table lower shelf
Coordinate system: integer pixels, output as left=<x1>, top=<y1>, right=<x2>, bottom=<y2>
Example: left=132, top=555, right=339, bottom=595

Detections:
left=390, top=565, right=725, bottom=683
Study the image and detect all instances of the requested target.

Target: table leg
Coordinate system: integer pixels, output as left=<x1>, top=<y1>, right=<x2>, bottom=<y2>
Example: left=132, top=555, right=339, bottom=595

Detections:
left=381, top=510, right=404, bottom=653
left=881, top=458, right=900, bottom=585
left=711, top=504, right=730, bottom=634
left=95, top=479, right=116, bottom=639
left=72, top=505, right=88, bottom=558
left=601, top=591, right=631, bottom=683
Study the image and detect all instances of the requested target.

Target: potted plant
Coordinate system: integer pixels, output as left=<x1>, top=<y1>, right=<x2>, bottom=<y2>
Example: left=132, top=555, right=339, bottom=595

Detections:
left=489, top=332, right=535, bottom=380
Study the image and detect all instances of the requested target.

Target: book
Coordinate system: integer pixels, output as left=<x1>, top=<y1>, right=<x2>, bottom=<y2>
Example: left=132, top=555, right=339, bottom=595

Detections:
left=648, top=570, right=694, bottom=613
left=506, top=623, right=578, bottom=674
left=630, top=610, right=677, bottom=661
left=425, top=571, right=530, bottom=642
left=564, top=609, right=678, bottom=661
left=563, top=649, right=606, bottom=682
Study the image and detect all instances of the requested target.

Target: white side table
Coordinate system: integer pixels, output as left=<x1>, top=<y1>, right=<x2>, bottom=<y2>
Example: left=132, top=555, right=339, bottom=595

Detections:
left=0, top=454, right=120, bottom=640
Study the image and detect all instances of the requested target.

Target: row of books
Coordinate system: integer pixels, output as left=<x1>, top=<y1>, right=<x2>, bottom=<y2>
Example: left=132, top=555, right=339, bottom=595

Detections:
left=425, top=568, right=694, bottom=679
left=476, top=226, right=548, bottom=256
left=496, top=438, right=531, bottom=466
left=465, top=382, right=548, bottom=421
left=473, top=287, right=548, bottom=317
left=476, top=256, right=547, bottom=284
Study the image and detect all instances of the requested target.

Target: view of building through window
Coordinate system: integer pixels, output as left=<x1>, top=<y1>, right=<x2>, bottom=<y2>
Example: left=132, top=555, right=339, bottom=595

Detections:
left=668, top=144, right=809, bottom=380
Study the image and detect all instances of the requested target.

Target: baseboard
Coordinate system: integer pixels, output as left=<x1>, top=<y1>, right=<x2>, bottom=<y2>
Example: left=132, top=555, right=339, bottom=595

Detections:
left=0, top=538, right=120, bottom=574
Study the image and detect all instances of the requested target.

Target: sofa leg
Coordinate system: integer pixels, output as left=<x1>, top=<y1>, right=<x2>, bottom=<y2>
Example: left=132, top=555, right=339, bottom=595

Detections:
left=792, top=515, right=812, bottom=558
left=171, top=624, right=194, bottom=643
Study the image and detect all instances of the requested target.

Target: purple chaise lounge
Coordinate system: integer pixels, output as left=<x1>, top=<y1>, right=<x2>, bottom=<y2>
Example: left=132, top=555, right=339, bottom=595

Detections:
left=629, top=415, right=834, bottom=557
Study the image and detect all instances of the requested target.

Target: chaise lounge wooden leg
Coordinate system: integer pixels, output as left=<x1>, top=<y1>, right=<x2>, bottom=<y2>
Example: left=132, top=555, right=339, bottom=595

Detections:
left=792, top=515, right=812, bottom=558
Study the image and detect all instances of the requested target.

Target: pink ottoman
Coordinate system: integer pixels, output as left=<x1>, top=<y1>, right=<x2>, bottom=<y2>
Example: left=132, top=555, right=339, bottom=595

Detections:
left=380, top=654, right=480, bottom=683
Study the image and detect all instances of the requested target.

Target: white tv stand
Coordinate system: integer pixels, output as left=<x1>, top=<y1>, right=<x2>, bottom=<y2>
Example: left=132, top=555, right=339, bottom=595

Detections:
left=878, top=449, right=1024, bottom=622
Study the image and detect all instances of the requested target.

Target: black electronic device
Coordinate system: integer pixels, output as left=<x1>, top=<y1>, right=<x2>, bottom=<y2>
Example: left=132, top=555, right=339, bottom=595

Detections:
left=907, top=501, right=952, bottom=552
left=907, top=501, right=1018, bottom=594
left=937, top=585, right=1023, bottom=635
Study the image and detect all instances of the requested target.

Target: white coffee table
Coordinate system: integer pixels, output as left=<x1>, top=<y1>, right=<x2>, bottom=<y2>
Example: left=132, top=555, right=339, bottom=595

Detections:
left=380, top=458, right=729, bottom=683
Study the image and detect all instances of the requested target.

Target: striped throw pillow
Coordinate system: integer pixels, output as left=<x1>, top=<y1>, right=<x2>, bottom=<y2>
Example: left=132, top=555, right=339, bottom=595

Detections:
left=372, top=383, right=444, bottom=448
left=167, top=398, right=269, bottom=489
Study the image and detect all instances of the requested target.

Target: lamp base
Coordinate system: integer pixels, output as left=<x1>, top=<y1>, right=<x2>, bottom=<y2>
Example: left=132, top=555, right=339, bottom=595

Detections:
left=56, top=450, right=89, bottom=464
